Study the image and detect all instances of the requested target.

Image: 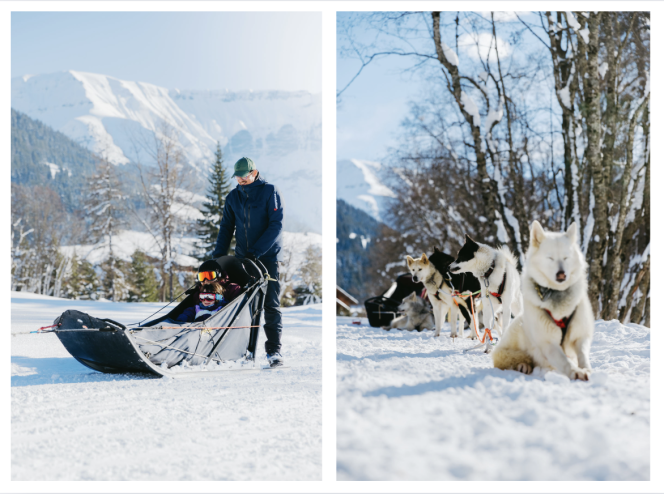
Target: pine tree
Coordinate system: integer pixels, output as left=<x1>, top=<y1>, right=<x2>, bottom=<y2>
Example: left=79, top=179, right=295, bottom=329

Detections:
left=63, top=254, right=83, bottom=299
left=79, top=259, right=101, bottom=300
left=100, top=255, right=130, bottom=302
left=128, top=250, right=159, bottom=302
left=85, top=154, right=125, bottom=301
left=197, top=142, right=234, bottom=260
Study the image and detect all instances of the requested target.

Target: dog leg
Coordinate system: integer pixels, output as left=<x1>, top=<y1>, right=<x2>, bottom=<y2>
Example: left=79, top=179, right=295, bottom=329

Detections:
left=480, top=287, right=492, bottom=331
left=541, top=343, right=588, bottom=380
left=449, top=304, right=459, bottom=338
left=433, top=304, right=444, bottom=337
left=573, top=337, right=593, bottom=373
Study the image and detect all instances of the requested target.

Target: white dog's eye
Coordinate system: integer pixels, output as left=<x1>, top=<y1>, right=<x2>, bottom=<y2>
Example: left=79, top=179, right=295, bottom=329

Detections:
left=547, top=257, right=554, bottom=261
left=563, top=257, right=568, bottom=261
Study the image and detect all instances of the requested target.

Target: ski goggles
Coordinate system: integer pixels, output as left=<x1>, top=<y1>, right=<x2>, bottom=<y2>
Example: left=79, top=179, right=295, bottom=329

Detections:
left=197, top=271, right=218, bottom=282
left=199, top=293, right=217, bottom=302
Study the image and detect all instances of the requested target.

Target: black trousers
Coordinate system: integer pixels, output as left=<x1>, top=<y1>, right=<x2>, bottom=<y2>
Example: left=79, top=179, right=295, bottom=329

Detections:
left=261, top=258, right=282, bottom=354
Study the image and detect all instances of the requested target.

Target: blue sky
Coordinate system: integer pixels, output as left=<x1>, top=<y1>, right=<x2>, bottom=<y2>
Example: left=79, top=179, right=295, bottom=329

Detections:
left=11, top=12, right=322, bottom=92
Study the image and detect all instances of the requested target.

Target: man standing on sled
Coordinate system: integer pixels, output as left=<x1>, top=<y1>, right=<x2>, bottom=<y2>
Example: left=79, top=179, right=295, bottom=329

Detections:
left=211, top=157, right=284, bottom=368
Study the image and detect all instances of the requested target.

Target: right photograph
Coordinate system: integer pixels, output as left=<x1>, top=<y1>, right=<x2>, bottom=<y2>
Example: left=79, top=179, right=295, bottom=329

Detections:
left=336, top=11, right=650, bottom=481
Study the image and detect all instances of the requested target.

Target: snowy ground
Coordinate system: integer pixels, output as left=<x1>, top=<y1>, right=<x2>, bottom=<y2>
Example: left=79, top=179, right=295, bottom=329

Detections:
left=337, top=317, right=650, bottom=481
left=11, top=291, right=321, bottom=481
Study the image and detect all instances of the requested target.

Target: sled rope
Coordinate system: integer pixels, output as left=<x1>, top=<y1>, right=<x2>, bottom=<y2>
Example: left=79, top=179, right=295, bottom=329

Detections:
left=131, top=335, right=250, bottom=366
left=139, top=325, right=260, bottom=330
left=131, top=283, right=197, bottom=327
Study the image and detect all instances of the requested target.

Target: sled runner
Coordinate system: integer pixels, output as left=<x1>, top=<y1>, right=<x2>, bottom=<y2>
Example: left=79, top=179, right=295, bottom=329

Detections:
left=364, top=274, right=425, bottom=327
left=52, top=256, right=267, bottom=378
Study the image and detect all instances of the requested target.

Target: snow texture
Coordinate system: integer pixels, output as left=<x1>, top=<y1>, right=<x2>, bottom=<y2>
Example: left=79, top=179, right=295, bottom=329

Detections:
left=440, top=41, right=459, bottom=66
left=460, top=91, right=481, bottom=128
left=337, top=317, right=649, bottom=480
left=12, top=292, right=321, bottom=480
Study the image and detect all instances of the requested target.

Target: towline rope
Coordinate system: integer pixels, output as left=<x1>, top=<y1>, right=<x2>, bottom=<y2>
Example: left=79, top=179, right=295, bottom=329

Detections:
left=136, top=325, right=260, bottom=330
left=131, top=334, right=255, bottom=366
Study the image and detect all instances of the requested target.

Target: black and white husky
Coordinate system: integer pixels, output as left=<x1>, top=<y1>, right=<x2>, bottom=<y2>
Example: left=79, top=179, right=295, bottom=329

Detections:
left=406, top=248, right=481, bottom=338
left=492, top=221, right=593, bottom=380
left=449, top=235, right=523, bottom=348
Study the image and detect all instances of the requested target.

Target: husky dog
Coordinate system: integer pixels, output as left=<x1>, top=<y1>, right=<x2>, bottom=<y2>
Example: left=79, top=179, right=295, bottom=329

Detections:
left=449, top=235, right=523, bottom=346
left=492, top=221, right=593, bottom=380
left=383, top=291, right=435, bottom=332
left=406, top=249, right=481, bottom=338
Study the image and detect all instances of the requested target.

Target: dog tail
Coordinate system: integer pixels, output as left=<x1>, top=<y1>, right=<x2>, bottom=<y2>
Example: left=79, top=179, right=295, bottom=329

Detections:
left=500, top=245, right=518, bottom=266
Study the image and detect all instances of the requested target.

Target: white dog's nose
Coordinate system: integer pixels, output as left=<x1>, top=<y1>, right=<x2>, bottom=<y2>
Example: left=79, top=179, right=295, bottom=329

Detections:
left=556, top=270, right=566, bottom=282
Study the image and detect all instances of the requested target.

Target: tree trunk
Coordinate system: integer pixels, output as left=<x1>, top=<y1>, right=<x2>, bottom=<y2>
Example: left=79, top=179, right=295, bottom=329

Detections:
left=582, top=13, right=606, bottom=317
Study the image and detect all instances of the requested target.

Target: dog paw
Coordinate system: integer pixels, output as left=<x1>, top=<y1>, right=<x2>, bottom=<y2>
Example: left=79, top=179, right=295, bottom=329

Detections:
left=570, top=367, right=590, bottom=381
left=450, top=333, right=458, bottom=339
left=381, top=326, right=391, bottom=331
left=516, top=362, right=533, bottom=374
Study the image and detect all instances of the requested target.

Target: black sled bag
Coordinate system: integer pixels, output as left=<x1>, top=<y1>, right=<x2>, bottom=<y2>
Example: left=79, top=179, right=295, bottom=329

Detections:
left=54, top=310, right=126, bottom=332
left=364, top=296, right=401, bottom=327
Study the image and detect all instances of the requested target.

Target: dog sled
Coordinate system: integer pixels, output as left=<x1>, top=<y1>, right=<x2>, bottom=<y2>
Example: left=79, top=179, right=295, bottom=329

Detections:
left=364, top=273, right=426, bottom=327
left=50, top=256, right=267, bottom=378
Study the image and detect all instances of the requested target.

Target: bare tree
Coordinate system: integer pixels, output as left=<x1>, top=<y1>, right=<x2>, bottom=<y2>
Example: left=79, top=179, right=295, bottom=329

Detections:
left=133, top=123, right=197, bottom=301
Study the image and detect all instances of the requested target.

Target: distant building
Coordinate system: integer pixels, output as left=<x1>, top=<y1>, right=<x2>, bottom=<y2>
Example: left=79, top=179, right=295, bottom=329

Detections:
left=336, top=286, right=359, bottom=316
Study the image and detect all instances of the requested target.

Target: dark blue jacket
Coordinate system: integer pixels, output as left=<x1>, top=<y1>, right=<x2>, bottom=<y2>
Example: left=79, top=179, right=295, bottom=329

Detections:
left=211, top=173, right=284, bottom=261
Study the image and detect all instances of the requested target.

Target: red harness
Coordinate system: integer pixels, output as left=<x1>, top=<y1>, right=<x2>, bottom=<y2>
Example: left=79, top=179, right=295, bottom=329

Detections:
left=483, top=260, right=507, bottom=303
left=543, top=308, right=576, bottom=345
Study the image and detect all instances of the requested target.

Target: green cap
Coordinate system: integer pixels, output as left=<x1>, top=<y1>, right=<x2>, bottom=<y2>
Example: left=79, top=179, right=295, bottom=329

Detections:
left=233, top=157, right=256, bottom=178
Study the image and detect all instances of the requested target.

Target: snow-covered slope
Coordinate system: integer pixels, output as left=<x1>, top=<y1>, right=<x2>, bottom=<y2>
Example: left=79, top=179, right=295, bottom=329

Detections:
left=11, top=292, right=321, bottom=480
left=12, top=71, right=322, bottom=232
left=337, top=318, right=650, bottom=480
left=337, top=159, right=394, bottom=223
left=60, top=230, right=321, bottom=271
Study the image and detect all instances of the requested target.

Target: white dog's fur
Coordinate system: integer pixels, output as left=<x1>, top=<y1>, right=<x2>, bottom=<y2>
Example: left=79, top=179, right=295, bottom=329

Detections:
left=449, top=237, right=523, bottom=346
left=384, top=291, right=435, bottom=332
left=492, top=221, right=594, bottom=380
left=406, top=254, right=472, bottom=338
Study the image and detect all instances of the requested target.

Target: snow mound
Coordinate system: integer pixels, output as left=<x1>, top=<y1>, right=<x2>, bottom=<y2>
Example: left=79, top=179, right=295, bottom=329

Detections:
left=337, top=318, right=649, bottom=480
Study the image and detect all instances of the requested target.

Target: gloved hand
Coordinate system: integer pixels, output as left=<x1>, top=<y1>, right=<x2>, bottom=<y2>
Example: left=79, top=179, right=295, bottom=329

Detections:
left=215, top=294, right=225, bottom=302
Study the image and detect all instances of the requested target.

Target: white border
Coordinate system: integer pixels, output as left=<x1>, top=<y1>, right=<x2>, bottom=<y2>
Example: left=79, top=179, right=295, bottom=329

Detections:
left=3, top=1, right=661, bottom=493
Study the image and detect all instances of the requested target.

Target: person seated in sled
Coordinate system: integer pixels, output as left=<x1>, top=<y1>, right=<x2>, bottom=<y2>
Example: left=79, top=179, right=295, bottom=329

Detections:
left=195, top=260, right=242, bottom=303
left=175, top=283, right=228, bottom=323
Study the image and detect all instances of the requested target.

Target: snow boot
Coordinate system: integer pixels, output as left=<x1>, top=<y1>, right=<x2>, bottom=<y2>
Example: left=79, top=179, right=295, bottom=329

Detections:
left=267, top=352, right=284, bottom=368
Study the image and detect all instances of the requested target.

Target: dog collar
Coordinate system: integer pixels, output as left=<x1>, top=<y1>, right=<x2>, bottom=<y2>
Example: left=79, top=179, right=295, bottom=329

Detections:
left=534, top=283, right=553, bottom=302
left=482, top=260, right=496, bottom=280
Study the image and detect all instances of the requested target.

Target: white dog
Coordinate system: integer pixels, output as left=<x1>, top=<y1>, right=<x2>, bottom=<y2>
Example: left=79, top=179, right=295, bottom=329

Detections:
left=449, top=235, right=523, bottom=351
left=492, top=221, right=594, bottom=380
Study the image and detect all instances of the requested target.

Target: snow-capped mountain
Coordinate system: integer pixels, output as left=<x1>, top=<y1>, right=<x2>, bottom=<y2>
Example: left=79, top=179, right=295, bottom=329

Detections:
left=337, top=158, right=395, bottom=223
left=12, top=71, right=321, bottom=232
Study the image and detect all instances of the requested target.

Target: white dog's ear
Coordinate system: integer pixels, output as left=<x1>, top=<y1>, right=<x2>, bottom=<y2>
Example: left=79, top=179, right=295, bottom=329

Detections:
left=566, top=222, right=578, bottom=243
left=530, top=220, right=546, bottom=249
left=421, top=253, right=429, bottom=264
left=406, top=255, right=414, bottom=266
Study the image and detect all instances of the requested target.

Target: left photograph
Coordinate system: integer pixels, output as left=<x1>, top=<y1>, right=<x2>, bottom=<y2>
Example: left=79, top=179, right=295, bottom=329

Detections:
left=11, top=11, right=322, bottom=480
